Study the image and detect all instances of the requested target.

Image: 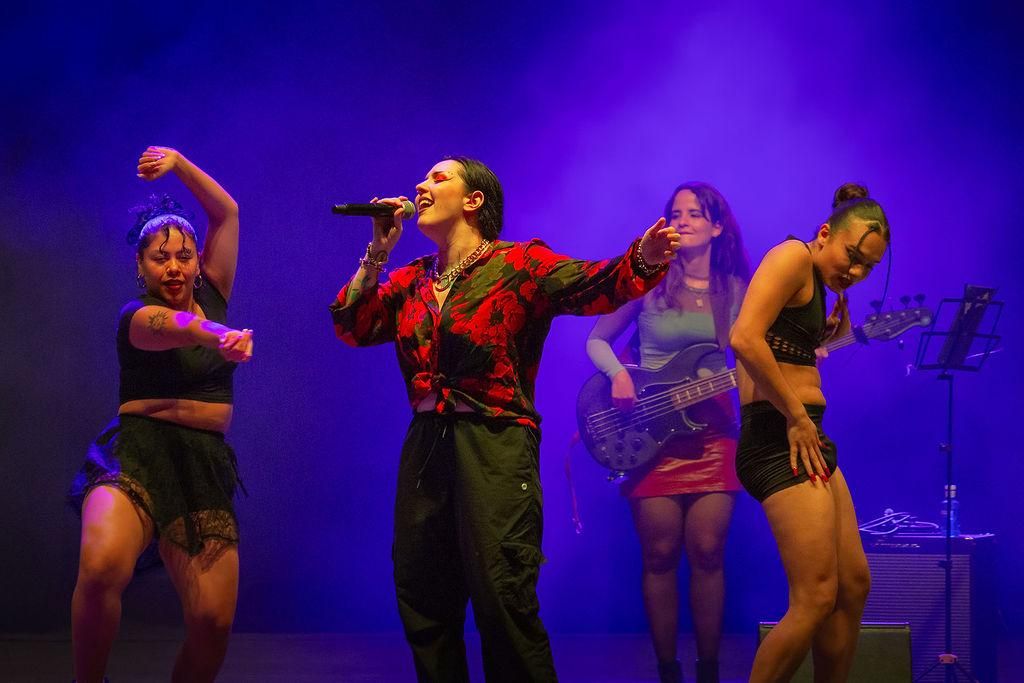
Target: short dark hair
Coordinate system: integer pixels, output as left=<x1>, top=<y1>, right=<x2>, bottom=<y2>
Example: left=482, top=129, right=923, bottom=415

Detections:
left=446, top=156, right=504, bottom=240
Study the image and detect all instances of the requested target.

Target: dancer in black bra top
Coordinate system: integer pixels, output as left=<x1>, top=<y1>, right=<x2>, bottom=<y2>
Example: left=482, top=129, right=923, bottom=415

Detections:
left=729, top=184, right=890, bottom=683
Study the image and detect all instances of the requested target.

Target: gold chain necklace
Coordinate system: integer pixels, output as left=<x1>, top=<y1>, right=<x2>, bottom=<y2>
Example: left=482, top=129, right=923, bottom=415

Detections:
left=430, top=240, right=492, bottom=291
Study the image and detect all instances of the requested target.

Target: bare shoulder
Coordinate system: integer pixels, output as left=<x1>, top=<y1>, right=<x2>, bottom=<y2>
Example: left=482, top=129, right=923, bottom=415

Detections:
left=763, top=239, right=812, bottom=268
left=756, top=241, right=811, bottom=283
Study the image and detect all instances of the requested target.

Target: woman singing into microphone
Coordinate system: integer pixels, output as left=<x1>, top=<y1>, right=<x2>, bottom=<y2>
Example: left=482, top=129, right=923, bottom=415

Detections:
left=329, top=156, right=680, bottom=682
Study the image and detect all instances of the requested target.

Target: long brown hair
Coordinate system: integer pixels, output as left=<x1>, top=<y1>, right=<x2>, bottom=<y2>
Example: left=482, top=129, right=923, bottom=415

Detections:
left=649, top=182, right=750, bottom=313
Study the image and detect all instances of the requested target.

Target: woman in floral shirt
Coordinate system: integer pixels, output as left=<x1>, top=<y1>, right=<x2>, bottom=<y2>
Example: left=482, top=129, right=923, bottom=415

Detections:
left=330, top=157, right=680, bottom=682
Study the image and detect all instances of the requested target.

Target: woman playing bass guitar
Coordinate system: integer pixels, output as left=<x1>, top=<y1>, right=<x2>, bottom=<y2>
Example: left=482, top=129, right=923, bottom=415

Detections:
left=586, top=182, right=750, bottom=683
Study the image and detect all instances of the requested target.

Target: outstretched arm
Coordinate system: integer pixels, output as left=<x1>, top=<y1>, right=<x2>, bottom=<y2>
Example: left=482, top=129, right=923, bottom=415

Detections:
left=137, top=147, right=240, bottom=299
left=534, top=218, right=679, bottom=316
left=128, top=305, right=252, bottom=362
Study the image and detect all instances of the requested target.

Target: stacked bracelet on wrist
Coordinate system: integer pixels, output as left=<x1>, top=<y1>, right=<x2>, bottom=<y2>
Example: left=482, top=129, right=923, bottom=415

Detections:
left=632, top=237, right=668, bottom=277
left=359, top=242, right=389, bottom=273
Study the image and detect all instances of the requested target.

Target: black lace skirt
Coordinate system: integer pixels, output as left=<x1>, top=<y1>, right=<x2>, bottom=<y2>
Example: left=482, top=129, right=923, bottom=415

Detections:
left=68, top=414, right=243, bottom=557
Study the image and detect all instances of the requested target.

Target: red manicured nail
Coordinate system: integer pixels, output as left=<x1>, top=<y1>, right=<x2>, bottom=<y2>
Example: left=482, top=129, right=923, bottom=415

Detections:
left=792, top=467, right=799, bottom=477
left=809, top=473, right=817, bottom=482
left=822, top=473, right=829, bottom=483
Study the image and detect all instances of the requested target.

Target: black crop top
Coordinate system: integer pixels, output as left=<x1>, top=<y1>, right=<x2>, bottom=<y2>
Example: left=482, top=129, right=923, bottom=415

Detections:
left=765, top=237, right=826, bottom=367
left=117, top=281, right=236, bottom=404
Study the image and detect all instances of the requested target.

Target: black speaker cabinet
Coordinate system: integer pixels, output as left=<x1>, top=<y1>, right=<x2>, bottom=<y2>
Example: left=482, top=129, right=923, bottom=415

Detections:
left=758, top=621, right=911, bottom=682
left=861, top=533, right=997, bottom=683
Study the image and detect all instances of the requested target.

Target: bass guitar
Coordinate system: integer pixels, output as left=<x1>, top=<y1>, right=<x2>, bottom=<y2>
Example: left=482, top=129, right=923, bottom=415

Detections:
left=577, top=306, right=932, bottom=473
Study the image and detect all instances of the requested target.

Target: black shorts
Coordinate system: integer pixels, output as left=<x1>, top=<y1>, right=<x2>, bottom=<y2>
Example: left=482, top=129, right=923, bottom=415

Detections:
left=735, top=401, right=837, bottom=503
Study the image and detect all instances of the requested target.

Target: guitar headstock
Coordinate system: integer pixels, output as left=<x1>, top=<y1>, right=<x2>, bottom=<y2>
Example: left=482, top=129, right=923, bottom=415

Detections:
left=860, top=301, right=933, bottom=341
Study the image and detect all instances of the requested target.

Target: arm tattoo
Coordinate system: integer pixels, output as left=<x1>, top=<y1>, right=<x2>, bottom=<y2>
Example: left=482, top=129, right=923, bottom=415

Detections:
left=344, top=271, right=377, bottom=305
left=345, top=281, right=365, bottom=306
left=147, top=310, right=169, bottom=336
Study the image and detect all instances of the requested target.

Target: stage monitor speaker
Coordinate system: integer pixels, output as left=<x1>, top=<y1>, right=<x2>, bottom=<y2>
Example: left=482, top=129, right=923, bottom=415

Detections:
left=758, top=622, right=911, bottom=682
left=862, top=533, right=996, bottom=682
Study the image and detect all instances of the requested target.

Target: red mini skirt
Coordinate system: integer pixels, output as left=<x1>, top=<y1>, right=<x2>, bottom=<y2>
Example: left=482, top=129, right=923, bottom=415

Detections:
left=620, top=395, right=740, bottom=498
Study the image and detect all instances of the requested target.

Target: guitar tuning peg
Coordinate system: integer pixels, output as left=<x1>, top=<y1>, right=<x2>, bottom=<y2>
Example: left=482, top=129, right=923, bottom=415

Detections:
left=900, top=295, right=911, bottom=308
left=870, top=300, right=883, bottom=314
left=914, top=293, right=926, bottom=305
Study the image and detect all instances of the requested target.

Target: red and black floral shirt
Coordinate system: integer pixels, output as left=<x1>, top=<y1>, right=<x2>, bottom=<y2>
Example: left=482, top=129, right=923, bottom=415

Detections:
left=330, top=238, right=665, bottom=428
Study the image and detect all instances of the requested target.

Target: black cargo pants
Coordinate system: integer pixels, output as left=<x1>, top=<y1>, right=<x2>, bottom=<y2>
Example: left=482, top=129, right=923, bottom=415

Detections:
left=393, top=412, right=557, bottom=682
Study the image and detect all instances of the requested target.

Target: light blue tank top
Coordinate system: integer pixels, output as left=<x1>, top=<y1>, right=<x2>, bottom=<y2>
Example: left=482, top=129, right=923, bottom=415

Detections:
left=636, top=275, right=744, bottom=376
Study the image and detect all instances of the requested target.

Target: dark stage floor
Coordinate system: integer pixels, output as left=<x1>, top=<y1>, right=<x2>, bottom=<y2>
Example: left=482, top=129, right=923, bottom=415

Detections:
left=3, top=631, right=1022, bottom=682
left=8, top=632, right=748, bottom=682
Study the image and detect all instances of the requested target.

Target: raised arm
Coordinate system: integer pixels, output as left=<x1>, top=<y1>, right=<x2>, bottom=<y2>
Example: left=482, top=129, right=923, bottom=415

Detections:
left=128, top=304, right=252, bottom=362
left=329, top=196, right=407, bottom=346
left=137, top=147, right=240, bottom=299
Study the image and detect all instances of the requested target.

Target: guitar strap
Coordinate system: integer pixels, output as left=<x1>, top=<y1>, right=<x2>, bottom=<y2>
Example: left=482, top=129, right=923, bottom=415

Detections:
left=709, top=276, right=732, bottom=352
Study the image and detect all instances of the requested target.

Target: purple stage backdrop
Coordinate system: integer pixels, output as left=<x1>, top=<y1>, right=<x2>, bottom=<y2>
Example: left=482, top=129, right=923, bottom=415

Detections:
left=3, top=1, right=1022, bottom=636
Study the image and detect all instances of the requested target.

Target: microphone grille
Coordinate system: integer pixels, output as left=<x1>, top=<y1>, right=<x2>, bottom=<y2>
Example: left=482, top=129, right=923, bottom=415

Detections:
left=401, top=199, right=416, bottom=218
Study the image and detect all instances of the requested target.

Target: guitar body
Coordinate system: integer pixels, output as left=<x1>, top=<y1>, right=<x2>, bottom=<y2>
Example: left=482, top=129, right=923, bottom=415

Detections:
left=576, top=305, right=933, bottom=473
left=577, top=343, right=729, bottom=472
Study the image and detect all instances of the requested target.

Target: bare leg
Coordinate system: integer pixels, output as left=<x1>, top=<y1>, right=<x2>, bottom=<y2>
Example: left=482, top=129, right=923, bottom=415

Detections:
left=72, top=486, right=153, bottom=683
left=682, top=492, right=735, bottom=661
left=630, top=496, right=686, bottom=664
left=160, top=540, right=239, bottom=683
left=811, top=468, right=871, bottom=682
left=748, top=481, right=839, bottom=683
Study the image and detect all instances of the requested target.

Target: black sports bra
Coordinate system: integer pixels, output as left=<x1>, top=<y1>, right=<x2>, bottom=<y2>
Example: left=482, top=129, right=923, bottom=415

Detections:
left=765, top=237, right=826, bottom=367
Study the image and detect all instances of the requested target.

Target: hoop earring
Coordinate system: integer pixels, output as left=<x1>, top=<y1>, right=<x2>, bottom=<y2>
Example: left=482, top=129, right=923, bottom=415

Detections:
left=194, top=272, right=204, bottom=289
left=137, top=273, right=146, bottom=289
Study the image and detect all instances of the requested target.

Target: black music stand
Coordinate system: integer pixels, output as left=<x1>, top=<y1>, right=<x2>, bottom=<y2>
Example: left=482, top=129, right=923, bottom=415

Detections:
left=913, top=284, right=1002, bottom=683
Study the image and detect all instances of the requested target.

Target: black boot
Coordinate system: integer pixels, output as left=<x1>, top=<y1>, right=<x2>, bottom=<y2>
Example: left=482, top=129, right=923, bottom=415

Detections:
left=657, top=659, right=683, bottom=683
left=695, top=659, right=719, bottom=683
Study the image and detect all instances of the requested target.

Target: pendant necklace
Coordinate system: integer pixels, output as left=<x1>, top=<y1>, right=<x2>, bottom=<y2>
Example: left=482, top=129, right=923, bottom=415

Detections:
left=683, top=275, right=710, bottom=309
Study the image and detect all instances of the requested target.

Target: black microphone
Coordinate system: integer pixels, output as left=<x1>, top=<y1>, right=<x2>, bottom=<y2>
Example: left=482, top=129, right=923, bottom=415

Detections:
left=331, top=200, right=416, bottom=218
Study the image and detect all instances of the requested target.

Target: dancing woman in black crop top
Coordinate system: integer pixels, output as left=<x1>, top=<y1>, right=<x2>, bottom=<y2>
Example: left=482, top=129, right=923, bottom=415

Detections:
left=729, top=183, right=890, bottom=683
left=68, top=147, right=252, bottom=683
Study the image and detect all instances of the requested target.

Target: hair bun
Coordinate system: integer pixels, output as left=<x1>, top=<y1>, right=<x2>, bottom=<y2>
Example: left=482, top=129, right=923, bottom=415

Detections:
left=832, top=182, right=869, bottom=208
left=126, top=193, right=192, bottom=245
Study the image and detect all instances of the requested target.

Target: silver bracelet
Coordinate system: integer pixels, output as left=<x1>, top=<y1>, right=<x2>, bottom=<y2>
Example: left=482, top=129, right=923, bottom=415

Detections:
left=360, top=242, right=389, bottom=272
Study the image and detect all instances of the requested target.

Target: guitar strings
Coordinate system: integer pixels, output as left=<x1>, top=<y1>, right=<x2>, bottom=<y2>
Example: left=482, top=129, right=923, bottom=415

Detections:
left=586, top=311, right=916, bottom=429
left=585, top=313, right=917, bottom=439
left=587, top=374, right=737, bottom=439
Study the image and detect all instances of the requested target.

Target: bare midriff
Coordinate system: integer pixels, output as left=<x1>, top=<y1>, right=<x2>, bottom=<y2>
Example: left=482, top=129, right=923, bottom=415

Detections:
left=737, top=362, right=825, bottom=409
left=119, top=398, right=233, bottom=433
left=415, top=391, right=476, bottom=414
